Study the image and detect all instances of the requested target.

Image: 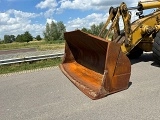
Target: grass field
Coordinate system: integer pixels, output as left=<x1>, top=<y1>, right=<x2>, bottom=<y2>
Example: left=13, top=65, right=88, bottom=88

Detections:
left=0, top=40, right=65, bottom=51
left=0, top=58, right=62, bottom=74
left=0, top=40, right=64, bottom=74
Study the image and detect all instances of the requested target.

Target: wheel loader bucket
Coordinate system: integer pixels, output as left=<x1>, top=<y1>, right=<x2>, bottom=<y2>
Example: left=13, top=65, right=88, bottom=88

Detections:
left=59, top=30, right=131, bottom=100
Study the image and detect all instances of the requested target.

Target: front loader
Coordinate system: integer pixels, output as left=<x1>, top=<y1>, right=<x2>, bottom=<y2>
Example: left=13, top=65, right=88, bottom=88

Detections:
left=59, top=0, right=160, bottom=99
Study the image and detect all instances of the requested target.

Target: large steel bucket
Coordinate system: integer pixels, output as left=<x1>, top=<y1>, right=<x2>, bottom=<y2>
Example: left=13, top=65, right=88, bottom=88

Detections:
left=59, top=30, right=131, bottom=99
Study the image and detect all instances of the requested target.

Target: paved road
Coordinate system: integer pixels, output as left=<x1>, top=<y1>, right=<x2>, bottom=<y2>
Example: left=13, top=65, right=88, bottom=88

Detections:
left=0, top=52, right=160, bottom=120
left=0, top=48, right=37, bottom=55
left=0, top=49, right=64, bottom=60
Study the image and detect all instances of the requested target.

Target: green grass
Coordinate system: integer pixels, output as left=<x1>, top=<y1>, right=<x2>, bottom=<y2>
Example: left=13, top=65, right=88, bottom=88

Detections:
left=0, top=58, right=62, bottom=74
left=0, top=40, right=65, bottom=51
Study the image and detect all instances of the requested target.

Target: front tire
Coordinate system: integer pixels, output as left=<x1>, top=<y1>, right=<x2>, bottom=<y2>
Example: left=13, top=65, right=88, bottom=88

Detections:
left=152, top=31, right=160, bottom=64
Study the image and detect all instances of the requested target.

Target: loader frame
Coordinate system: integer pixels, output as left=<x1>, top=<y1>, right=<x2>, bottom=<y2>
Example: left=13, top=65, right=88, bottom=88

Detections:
left=99, top=1, right=160, bottom=55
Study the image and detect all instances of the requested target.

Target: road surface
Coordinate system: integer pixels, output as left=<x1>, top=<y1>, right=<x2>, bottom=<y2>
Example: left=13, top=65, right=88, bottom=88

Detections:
left=0, top=52, right=160, bottom=120
left=0, top=48, right=37, bottom=55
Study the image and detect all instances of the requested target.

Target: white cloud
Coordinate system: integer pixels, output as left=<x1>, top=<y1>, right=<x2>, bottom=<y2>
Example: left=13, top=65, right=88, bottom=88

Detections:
left=36, top=0, right=139, bottom=17
left=66, top=11, right=139, bottom=32
left=0, top=0, right=141, bottom=39
left=65, top=0, right=140, bottom=31
left=7, top=9, right=38, bottom=19
left=59, top=0, right=89, bottom=10
left=36, top=0, right=58, bottom=9
left=59, top=0, right=139, bottom=11
left=66, top=13, right=107, bottom=31
left=36, top=0, right=58, bottom=18
left=0, top=9, right=44, bottom=38
left=44, top=9, right=55, bottom=18
left=46, top=18, right=57, bottom=24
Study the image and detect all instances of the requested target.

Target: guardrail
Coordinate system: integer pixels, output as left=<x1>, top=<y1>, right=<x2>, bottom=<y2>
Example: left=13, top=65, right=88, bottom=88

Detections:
left=0, top=53, right=64, bottom=65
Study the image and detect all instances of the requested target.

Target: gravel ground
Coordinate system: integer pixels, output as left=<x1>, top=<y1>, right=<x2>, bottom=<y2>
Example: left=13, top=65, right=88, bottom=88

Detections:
left=0, top=49, right=64, bottom=60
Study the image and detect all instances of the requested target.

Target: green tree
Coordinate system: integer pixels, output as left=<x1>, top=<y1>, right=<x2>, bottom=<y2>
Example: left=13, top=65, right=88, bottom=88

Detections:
left=90, top=24, right=103, bottom=36
left=23, top=31, right=33, bottom=43
left=81, top=22, right=107, bottom=38
left=43, top=23, right=50, bottom=42
left=10, top=35, right=15, bottom=42
left=98, top=22, right=105, bottom=31
left=50, top=21, right=58, bottom=40
left=81, top=27, right=88, bottom=33
left=44, top=21, right=58, bottom=42
left=3, top=35, right=16, bottom=43
left=16, top=34, right=24, bottom=42
left=0, top=39, right=4, bottom=44
left=35, top=35, right=42, bottom=41
left=57, top=21, right=66, bottom=40
left=43, top=21, right=66, bottom=42
left=15, top=32, right=33, bottom=43
left=97, top=22, right=108, bottom=38
left=4, top=35, right=12, bottom=43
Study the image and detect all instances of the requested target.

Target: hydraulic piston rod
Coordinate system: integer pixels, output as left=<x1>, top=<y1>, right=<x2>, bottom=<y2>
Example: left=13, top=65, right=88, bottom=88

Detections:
left=128, top=0, right=160, bottom=11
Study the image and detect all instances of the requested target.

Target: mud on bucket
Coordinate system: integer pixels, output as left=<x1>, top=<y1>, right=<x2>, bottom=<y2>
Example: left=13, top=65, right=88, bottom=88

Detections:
left=59, top=30, right=131, bottom=100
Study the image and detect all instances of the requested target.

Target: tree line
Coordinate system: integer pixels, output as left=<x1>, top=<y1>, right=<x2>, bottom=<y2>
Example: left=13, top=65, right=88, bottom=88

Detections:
left=1, top=31, right=42, bottom=44
left=0, top=21, right=106, bottom=44
left=81, top=22, right=106, bottom=36
left=43, top=21, right=106, bottom=42
left=0, top=21, right=66, bottom=44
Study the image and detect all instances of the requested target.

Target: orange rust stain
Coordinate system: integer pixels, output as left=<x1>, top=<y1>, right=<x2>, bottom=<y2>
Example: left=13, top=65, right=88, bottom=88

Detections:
left=63, top=61, right=103, bottom=91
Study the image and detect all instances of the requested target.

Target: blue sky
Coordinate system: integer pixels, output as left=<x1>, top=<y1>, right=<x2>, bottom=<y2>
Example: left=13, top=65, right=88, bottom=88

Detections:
left=0, top=0, right=147, bottom=39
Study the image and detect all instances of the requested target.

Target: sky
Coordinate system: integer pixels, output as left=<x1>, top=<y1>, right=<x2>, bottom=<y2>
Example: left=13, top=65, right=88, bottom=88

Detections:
left=0, top=0, right=150, bottom=39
